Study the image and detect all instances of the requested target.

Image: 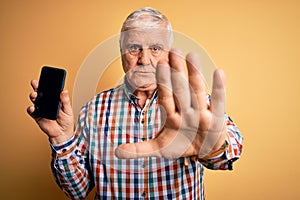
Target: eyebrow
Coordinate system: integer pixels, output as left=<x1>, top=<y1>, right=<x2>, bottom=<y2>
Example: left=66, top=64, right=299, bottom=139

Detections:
left=149, top=44, right=164, bottom=48
left=126, top=43, right=165, bottom=49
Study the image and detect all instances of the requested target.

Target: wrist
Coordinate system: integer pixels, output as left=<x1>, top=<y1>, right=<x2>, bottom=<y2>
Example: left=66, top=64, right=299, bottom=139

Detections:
left=189, top=138, right=229, bottom=164
left=49, top=133, right=74, bottom=145
left=200, top=139, right=229, bottom=159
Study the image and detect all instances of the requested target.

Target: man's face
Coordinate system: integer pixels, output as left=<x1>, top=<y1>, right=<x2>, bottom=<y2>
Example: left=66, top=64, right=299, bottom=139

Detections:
left=121, top=28, right=170, bottom=92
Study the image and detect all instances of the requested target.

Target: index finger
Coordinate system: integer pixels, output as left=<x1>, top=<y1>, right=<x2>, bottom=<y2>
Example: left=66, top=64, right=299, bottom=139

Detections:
left=156, top=61, right=176, bottom=116
left=169, top=48, right=191, bottom=112
left=31, top=80, right=38, bottom=91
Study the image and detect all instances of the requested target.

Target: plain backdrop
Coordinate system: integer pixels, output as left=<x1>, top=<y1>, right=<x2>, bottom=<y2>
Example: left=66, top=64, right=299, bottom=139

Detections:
left=1, top=0, right=300, bottom=199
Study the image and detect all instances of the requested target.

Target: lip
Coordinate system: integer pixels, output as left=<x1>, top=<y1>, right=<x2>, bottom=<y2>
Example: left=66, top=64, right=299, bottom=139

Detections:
left=134, top=71, right=155, bottom=74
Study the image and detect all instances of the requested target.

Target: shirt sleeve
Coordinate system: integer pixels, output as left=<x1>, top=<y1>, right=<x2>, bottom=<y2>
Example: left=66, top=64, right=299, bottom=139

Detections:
left=199, top=114, right=243, bottom=170
left=50, top=103, right=94, bottom=199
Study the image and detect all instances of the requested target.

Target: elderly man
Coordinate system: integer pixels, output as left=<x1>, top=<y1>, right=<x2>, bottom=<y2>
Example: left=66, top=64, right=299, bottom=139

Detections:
left=28, top=7, right=242, bottom=199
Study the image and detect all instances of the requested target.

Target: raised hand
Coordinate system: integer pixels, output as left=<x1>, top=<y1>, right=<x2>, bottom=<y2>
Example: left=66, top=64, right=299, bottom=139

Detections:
left=27, top=80, right=74, bottom=145
left=115, top=49, right=227, bottom=159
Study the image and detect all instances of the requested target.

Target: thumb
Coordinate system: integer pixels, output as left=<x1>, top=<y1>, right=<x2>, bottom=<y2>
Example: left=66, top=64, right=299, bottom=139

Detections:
left=115, top=140, right=161, bottom=159
left=60, top=90, right=73, bottom=116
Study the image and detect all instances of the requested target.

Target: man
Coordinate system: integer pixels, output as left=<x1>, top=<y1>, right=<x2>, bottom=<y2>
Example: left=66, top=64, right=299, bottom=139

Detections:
left=28, top=7, right=242, bottom=199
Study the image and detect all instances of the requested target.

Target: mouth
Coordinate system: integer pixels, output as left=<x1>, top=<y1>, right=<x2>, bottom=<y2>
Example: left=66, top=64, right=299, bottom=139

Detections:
left=134, top=71, right=155, bottom=74
left=134, top=65, right=156, bottom=74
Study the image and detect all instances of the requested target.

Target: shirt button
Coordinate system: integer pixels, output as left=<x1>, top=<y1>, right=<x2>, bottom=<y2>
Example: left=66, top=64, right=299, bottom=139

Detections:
left=141, top=120, right=144, bottom=124
left=141, top=191, right=146, bottom=197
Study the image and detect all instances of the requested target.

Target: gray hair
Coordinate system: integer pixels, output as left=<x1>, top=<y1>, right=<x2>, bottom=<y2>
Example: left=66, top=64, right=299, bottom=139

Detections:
left=120, top=7, right=173, bottom=49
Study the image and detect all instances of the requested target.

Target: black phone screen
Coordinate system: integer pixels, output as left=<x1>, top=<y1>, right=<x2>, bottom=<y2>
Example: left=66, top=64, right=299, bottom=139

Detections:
left=34, top=66, right=66, bottom=120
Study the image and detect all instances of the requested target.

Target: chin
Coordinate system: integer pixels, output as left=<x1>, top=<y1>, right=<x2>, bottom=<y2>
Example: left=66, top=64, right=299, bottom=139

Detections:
left=133, top=82, right=157, bottom=91
left=140, top=83, right=157, bottom=90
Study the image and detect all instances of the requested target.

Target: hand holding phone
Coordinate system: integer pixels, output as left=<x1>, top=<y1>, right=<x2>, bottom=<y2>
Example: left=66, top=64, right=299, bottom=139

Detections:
left=34, top=66, right=66, bottom=120
left=27, top=66, right=74, bottom=145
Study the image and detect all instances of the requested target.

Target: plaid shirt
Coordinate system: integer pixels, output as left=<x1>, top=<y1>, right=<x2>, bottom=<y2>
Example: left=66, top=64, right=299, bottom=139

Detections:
left=51, top=84, right=243, bottom=199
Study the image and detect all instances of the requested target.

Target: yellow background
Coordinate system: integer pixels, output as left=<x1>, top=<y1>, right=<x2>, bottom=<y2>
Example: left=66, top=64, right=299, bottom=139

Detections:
left=1, top=0, right=300, bottom=199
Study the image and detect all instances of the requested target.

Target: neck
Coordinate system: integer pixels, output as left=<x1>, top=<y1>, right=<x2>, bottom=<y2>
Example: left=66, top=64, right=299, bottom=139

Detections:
left=125, top=77, right=157, bottom=108
left=134, top=89, right=155, bottom=108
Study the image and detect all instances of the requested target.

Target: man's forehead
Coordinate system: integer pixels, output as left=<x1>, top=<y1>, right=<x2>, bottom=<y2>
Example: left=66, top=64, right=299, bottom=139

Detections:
left=123, top=28, right=169, bottom=44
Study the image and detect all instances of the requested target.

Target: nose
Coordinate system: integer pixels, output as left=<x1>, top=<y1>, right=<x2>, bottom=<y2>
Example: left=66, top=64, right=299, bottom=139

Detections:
left=137, top=49, right=151, bottom=65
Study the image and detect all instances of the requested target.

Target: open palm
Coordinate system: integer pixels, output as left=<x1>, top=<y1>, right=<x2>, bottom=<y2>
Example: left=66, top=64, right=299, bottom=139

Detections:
left=115, top=49, right=227, bottom=159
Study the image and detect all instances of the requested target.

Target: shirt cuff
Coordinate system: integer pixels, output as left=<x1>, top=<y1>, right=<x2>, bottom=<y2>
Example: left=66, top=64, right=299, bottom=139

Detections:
left=201, top=134, right=238, bottom=170
left=50, top=134, right=76, bottom=157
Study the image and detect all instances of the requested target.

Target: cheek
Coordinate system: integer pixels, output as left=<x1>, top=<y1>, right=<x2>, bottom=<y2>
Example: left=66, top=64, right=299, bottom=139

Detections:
left=122, top=54, right=138, bottom=72
left=162, top=51, right=169, bottom=60
left=155, top=51, right=169, bottom=64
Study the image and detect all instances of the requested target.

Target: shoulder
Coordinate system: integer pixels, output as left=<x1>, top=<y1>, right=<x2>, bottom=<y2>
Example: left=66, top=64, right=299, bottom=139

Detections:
left=94, top=84, right=125, bottom=100
left=84, top=84, right=125, bottom=106
left=78, top=84, right=124, bottom=115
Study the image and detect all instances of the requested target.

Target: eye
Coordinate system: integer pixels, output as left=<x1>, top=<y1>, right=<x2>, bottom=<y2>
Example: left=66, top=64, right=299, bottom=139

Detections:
left=128, top=44, right=142, bottom=55
left=150, top=45, right=162, bottom=54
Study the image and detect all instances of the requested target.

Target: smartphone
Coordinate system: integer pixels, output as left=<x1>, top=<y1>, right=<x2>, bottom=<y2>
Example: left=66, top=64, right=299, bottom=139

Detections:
left=34, top=66, right=66, bottom=120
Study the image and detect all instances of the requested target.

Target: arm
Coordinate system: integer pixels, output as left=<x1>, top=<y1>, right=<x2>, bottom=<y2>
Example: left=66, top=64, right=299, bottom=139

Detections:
left=27, top=80, right=93, bottom=199
left=51, top=104, right=94, bottom=199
